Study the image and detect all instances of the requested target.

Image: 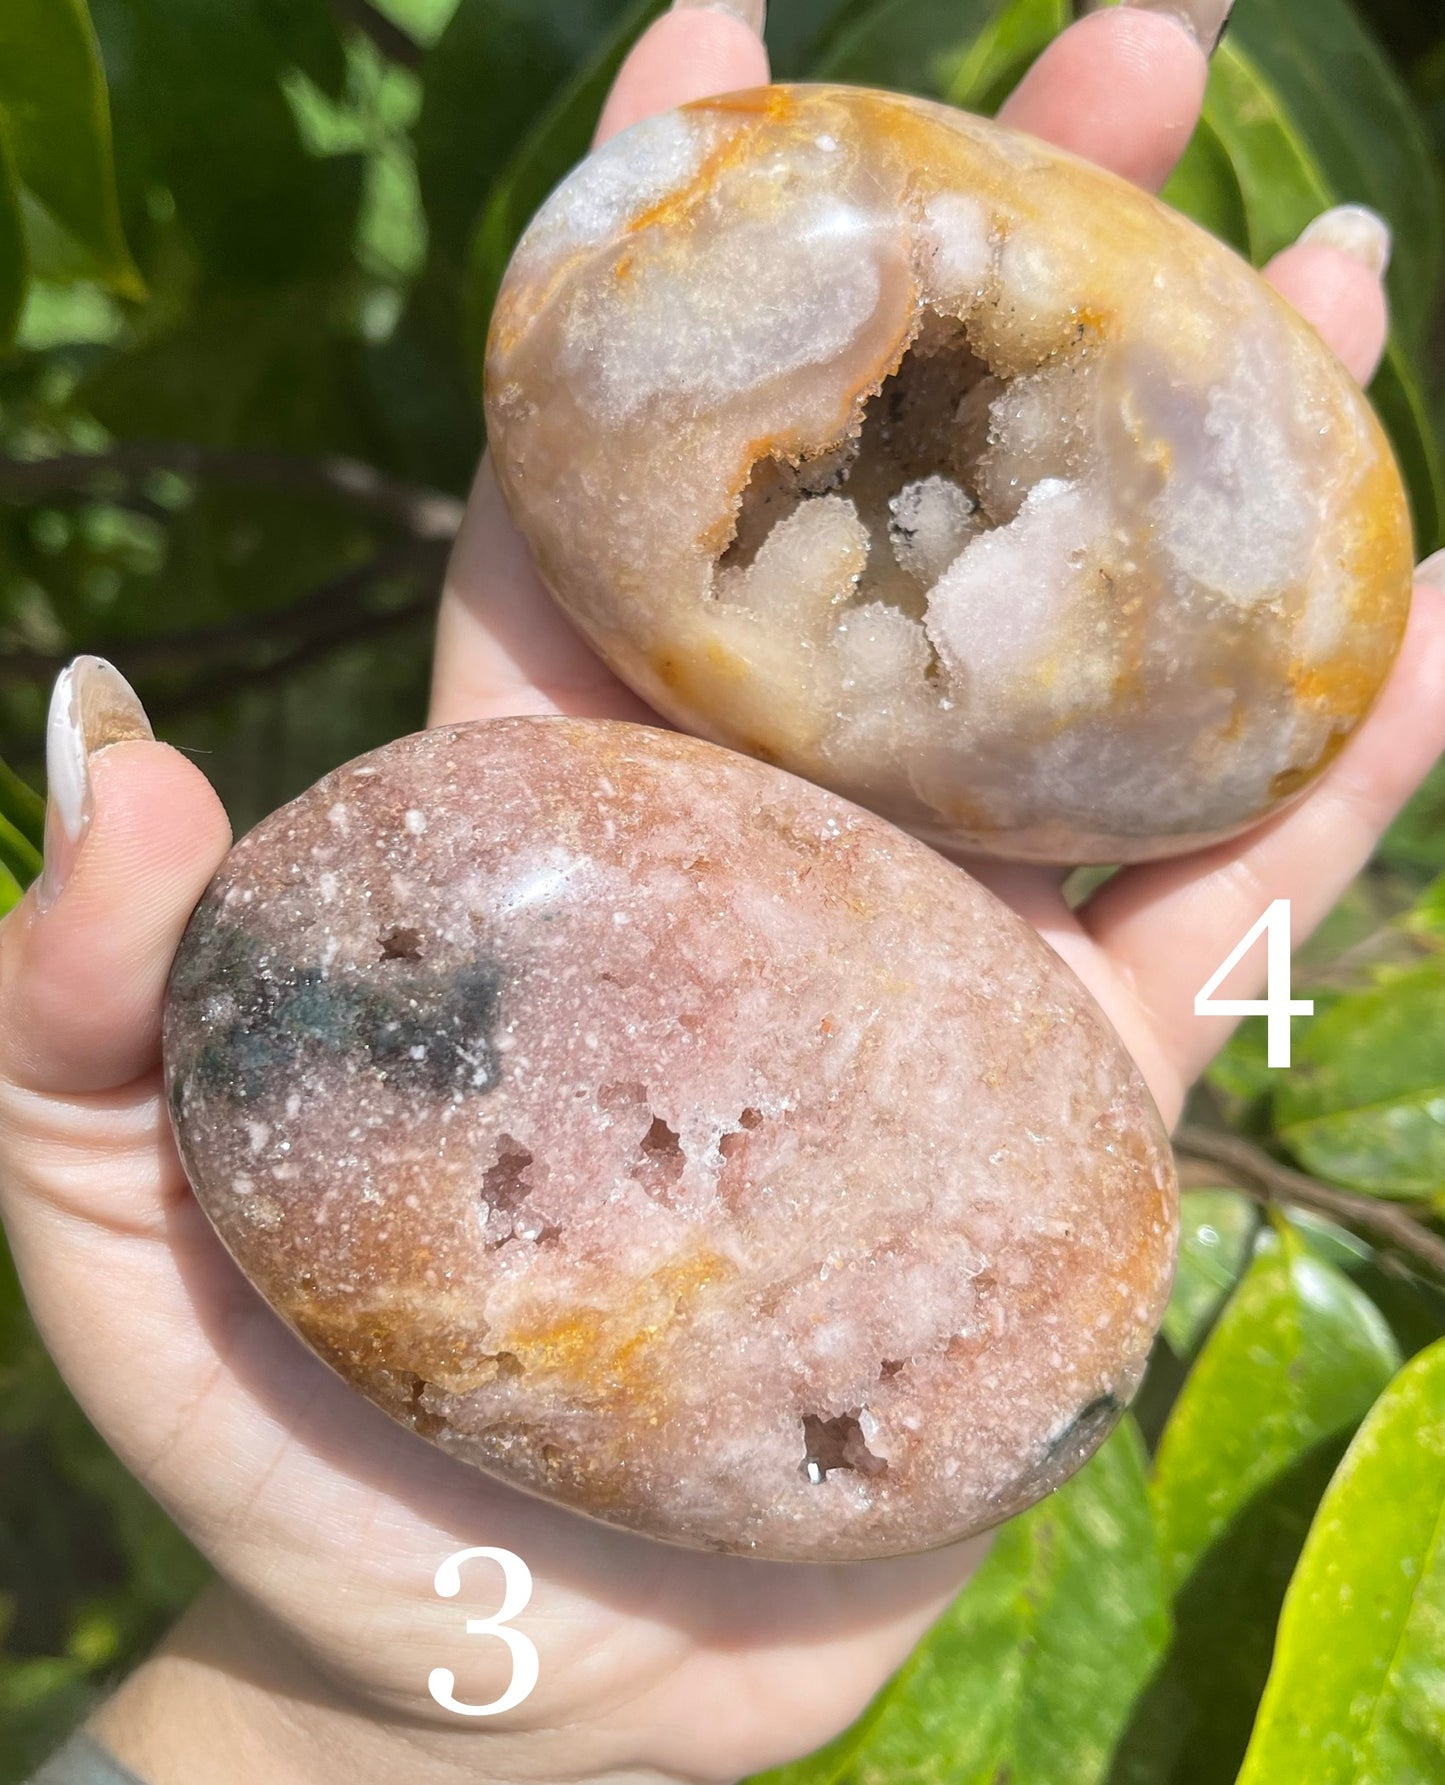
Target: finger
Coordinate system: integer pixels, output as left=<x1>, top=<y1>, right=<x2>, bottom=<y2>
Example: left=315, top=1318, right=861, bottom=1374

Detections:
left=0, top=658, right=231, bottom=1096
left=1265, top=205, right=1393, bottom=387
left=998, top=3, right=1216, bottom=192
left=596, top=1, right=769, bottom=147
left=429, top=464, right=655, bottom=728
left=1080, top=574, right=1445, bottom=1084
left=429, top=1, right=769, bottom=730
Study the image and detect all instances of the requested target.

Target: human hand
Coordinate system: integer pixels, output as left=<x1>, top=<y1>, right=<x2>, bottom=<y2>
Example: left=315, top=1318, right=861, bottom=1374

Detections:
left=3, top=5, right=1443, bottom=1784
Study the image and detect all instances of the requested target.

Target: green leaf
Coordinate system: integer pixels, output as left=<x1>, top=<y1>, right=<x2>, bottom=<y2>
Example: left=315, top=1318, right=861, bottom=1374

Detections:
left=1372, top=344, right=1445, bottom=555
left=0, top=811, right=41, bottom=892
left=816, top=0, right=1029, bottom=101
left=1276, top=962, right=1445, bottom=1202
left=769, top=0, right=875, bottom=80
left=255, top=0, right=347, bottom=99
left=1284, top=1207, right=1374, bottom=1275
left=463, top=0, right=664, bottom=371
left=751, top=1422, right=1168, bottom=1785
left=0, top=1655, right=94, bottom=1782
left=1159, top=117, right=1248, bottom=253
left=417, top=0, right=636, bottom=269
left=372, top=0, right=457, bottom=45
left=0, top=132, right=25, bottom=351
left=1229, top=0, right=1443, bottom=353
left=1204, top=999, right=1344, bottom=1128
left=1200, top=41, right=1332, bottom=266
left=80, top=287, right=385, bottom=456
left=1237, top=1340, right=1445, bottom=1783
left=91, top=0, right=363, bottom=291
left=1380, top=757, right=1445, bottom=880
left=0, top=756, right=44, bottom=852
left=1349, top=1258, right=1445, bottom=1369
left=1161, top=1190, right=1258, bottom=1358
left=1107, top=1429, right=1361, bottom=1785
left=1105, top=1236, right=1400, bottom=1783
left=1152, top=1230, right=1401, bottom=1593
left=0, top=859, right=23, bottom=921
left=1205, top=1017, right=1278, bottom=1117
left=941, top=0, right=1071, bottom=115
left=0, top=0, right=142, bottom=297
left=1405, top=871, right=1445, bottom=945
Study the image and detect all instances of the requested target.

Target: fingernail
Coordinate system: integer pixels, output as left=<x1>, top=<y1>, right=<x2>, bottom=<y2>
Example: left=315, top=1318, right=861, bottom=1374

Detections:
left=1417, top=550, right=1445, bottom=592
left=39, top=656, right=153, bottom=912
left=1298, top=204, right=1393, bottom=279
left=1119, top=0, right=1234, bottom=54
left=670, top=0, right=767, bottom=36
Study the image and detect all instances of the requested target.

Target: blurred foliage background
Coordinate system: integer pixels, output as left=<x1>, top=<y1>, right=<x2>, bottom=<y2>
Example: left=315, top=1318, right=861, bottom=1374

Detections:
left=3, top=0, right=1445, bottom=1779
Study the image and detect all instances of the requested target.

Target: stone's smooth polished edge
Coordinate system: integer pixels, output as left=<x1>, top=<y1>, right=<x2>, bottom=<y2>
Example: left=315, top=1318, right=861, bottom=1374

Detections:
left=163, top=720, right=1178, bottom=1561
left=485, top=85, right=1414, bottom=866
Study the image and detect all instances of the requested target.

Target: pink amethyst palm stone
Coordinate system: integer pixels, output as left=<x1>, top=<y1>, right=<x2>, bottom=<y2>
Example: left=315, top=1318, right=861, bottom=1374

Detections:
left=485, top=85, right=1413, bottom=864
left=164, top=720, right=1177, bottom=1560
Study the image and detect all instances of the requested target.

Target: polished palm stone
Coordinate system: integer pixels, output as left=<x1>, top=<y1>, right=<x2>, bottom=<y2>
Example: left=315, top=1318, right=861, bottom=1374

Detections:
left=164, top=720, right=1177, bottom=1560
left=485, top=85, right=1414, bottom=865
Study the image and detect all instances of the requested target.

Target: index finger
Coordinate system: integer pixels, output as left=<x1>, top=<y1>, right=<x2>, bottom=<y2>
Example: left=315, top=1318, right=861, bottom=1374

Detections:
left=999, top=2, right=1216, bottom=191
left=596, top=2, right=769, bottom=146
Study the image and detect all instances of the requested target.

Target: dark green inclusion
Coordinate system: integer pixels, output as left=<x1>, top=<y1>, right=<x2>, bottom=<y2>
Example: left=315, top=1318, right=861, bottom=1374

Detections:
left=169, top=902, right=503, bottom=1105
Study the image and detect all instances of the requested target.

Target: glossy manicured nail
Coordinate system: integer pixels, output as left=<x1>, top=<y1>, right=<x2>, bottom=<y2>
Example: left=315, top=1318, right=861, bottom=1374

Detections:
left=1299, top=204, right=1393, bottom=279
left=1120, top=0, right=1234, bottom=54
left=39, top=657, right=153, bottom=912
left=1417, top=550, right=1445, bottom=592
left=671, top=0, right=767, bottom=36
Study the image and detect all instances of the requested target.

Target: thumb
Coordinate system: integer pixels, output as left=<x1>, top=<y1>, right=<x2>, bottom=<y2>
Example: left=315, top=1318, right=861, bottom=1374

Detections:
left=0, top=658, right=232, bottom=1097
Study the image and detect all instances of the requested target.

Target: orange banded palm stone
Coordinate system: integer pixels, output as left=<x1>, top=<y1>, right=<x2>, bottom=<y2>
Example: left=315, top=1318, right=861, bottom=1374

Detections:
left=486, top=85, right=1414, bottom=864
left=164, top=720, right=1176, bottom=1560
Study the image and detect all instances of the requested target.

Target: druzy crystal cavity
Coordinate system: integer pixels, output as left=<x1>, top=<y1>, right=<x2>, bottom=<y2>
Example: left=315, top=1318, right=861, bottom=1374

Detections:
left=486, top=86, right=1414, bottom=864
left=164, top=721, right=1177, bottom=1560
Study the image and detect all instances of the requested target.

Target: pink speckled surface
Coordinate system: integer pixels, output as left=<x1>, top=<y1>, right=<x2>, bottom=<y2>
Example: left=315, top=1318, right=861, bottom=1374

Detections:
left=165, top=719, right=1176, bottom=1559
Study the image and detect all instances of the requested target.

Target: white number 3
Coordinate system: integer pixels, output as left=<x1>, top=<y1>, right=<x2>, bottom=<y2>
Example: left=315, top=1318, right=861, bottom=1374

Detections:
left=1194, top=898, right=1314, bottom=1069
left=428, top=1546, right=540, bottom=1717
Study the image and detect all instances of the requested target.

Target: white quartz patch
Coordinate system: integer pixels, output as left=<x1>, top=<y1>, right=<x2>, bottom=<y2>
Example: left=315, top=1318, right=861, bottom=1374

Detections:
left=1149, top=340, right=1321, bottom=607
left=918, top=192, right=994, bottom=304
left=926, top=478, right=1100, bottom=693
left=979, top=361, right=1098, bottom=522
left=835, top=602, right=931, bottom=694
left=561, top=195, right=886, bottom=421
left=890, top=475, right=979, bottom=584
left=717, top=494, right=869, bottom=625
left=515, top=108, right=713, bottom=267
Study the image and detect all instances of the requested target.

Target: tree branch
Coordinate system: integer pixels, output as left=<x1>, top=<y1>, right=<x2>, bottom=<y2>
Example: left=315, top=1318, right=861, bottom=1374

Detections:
left=143, top=585, right=437, bottom=724
left=328, top=0, right=424, bottom=67
left=0, top=446, right=462, bottom=693
left=1174, top=1123, right=1445, bottom=1282
left=0, top=443, right=464, bottom=542
left=0, top=539, right=447, bottom=726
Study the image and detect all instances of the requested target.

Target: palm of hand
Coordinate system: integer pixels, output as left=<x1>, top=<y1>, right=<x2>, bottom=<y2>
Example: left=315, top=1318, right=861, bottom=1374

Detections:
left=3, top=8, right=1443, bottom=1783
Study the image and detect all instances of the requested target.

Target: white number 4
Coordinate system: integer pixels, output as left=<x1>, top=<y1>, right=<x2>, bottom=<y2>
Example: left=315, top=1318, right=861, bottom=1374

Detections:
left=1194, top=898, right=1314, bottom=1069
left=428, top=1546, right=540, bottom=1717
